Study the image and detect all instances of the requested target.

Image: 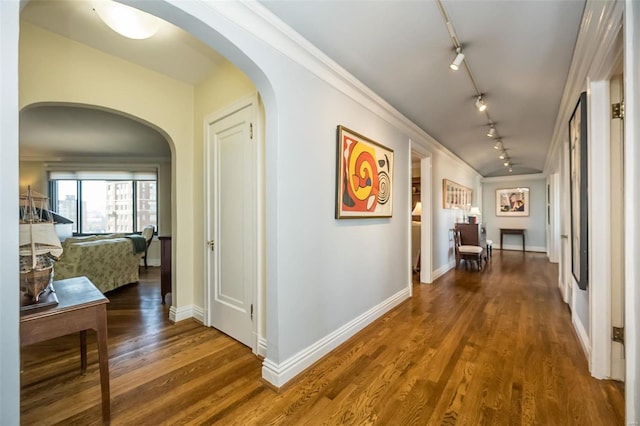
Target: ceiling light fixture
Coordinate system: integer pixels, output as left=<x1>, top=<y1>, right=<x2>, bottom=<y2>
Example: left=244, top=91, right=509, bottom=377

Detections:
left=450, top=47, right=465, bottom=71
left=438, top=0, right=511, bottom=173
left=509, top=167, right=513, bottom=173
left=499, top=152, right=506, bottom=160
left=93, top=0, right=161, bottom=40
left=504, top=160, right=510, bottom=167
left=476, top=96, right=487, bottom=112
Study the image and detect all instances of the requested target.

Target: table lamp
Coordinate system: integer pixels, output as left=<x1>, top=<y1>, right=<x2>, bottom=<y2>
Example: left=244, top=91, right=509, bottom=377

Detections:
left=469, top=206, right=481, bottom=224
left=412, top=201, right=422, bottom=220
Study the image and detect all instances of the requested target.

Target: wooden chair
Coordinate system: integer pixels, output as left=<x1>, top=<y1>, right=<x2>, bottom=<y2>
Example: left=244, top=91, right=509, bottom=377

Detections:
left=453, top=229, right=484, bottom=271
left=141, top=225, right=155, bottom=269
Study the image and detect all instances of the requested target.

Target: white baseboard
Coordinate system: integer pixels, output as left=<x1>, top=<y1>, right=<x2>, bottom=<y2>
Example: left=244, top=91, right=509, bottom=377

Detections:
left=497, top=244, right=546, bottom=252
left=261, top=286, right=411, bottom=388
left=572, top=311, right=591, bottom=361
left=169, top=304, right=198, bottom=322
left=192, top=305, right=204, bottom=323
left=432, top=261, right=455, bottom=281
left=257, top=336, right=267, bottom=358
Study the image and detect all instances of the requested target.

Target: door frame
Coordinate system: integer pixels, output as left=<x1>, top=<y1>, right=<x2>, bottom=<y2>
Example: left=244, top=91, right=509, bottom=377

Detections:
left=410, top=143, right=432, bottom=284
left=560, top=140, right=572, bottom=304
left=609, top=72, right=624, bottom=381
left=203, top=92, right=263, bottom=354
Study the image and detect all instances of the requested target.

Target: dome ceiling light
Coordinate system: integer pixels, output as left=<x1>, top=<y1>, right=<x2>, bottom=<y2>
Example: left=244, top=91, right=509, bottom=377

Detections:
left=93, top=0, right=161, bottom=40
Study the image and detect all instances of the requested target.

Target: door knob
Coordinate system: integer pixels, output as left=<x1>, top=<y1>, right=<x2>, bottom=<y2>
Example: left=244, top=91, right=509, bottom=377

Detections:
left=207, top=240, right=215, bottom=251
left=560, top=234, right=568, bottom=239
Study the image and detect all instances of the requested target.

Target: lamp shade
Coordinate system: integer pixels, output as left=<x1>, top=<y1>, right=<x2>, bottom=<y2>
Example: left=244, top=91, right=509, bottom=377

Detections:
left=412, top=202, right=422, bottom=216
left=469, top=206, right=481, bottom=216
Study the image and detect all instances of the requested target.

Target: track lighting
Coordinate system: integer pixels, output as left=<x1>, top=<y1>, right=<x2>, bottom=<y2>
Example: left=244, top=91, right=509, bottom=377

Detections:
left=476, top=96, right=487, bottom=112
left=450, top=48, right=465, bottom=71
left=439, top=1, right=513, bottom=172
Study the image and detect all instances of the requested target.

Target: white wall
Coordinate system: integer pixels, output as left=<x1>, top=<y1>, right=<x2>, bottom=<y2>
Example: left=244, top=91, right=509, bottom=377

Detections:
left=431, top=154, right=481, bottom=279
left=481, top=174, right=547, bottom=252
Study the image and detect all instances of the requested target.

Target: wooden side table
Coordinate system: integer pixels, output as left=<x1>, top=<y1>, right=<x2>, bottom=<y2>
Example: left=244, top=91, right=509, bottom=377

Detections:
left=20, top=276, right=110, bottom=422
left=500, top=228, right=525, bottom=252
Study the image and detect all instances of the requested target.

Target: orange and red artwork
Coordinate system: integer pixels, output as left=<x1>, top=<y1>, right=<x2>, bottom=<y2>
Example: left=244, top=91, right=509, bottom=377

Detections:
left=336, top=125, right=393, bottom=218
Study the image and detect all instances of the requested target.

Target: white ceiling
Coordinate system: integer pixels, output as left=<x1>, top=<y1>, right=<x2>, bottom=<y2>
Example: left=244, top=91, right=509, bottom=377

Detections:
left=20, top=0, right=585, bottom=177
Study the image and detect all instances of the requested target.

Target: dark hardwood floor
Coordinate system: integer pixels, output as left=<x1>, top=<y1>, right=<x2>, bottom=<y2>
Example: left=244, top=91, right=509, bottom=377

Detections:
left=21, top=252, right=625, bottom=425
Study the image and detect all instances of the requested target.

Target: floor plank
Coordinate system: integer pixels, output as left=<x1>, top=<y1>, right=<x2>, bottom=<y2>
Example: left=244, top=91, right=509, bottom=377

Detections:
left=21, top=252, right=625, bottom=425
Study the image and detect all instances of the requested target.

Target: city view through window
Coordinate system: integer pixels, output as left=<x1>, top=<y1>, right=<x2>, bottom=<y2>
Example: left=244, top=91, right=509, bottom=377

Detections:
left=53, top=180, right=157, bottom=234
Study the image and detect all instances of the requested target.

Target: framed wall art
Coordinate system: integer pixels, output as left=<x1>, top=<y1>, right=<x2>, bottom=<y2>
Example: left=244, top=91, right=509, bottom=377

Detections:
left=569, top=91, right=588, bottom=290
left=335, top=125, right=393, bottom=219
left=442, top=179, right=472, bottom=209
left=496, top=187, right=530, bottom=217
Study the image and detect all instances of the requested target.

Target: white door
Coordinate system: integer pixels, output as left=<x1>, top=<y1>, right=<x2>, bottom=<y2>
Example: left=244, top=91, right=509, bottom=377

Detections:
left=610, top=74, right=625, bottom=381
left=205, top=98, right=256, bottom=348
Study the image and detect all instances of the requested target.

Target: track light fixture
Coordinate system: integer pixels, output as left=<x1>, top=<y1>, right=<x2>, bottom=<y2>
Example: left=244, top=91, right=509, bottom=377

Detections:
left=450, top=47, right=465, bottom=71
left=438, top=0, right=512, bottom=173
left=476, top=96, right=487, bottom=112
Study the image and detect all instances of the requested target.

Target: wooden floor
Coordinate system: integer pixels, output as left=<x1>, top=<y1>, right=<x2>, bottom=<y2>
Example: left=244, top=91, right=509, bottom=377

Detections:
left=21, top=252, right=625, bottom=425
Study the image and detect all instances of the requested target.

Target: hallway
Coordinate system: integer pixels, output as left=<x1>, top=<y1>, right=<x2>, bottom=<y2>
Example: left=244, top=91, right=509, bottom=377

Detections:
left=20, top=252, right=624, bottom=424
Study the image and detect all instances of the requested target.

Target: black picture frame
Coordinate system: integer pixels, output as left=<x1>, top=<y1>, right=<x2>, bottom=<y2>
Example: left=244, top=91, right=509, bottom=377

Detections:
left=569, top=91, right=588, bottom=290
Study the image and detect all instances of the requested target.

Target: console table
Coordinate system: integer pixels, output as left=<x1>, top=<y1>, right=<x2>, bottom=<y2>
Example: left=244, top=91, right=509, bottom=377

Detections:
left=500, top=228, right=525, bottom=252
left=20, top=276, right=110, bottom=421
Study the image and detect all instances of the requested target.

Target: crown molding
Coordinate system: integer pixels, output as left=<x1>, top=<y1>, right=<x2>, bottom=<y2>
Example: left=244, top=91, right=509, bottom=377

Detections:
left=230, top=1, right=480, bottom=178
left=480, top=173, right=546, bottom=184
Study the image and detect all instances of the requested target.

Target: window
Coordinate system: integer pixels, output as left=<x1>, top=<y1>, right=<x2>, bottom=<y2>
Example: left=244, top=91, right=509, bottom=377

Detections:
left=49, top=170, right=157, bottom=235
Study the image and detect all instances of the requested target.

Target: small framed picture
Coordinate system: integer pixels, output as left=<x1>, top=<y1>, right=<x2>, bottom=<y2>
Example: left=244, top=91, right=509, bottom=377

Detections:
left=442, top=179, right=472, bottom=209
left=496, top=188, right=530, bottom=217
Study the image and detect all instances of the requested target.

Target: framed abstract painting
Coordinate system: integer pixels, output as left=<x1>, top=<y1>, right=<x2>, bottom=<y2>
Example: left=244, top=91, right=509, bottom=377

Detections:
left=569, top=91, right=588, bottom=290
left=336, top=125, right=393, bottom=218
